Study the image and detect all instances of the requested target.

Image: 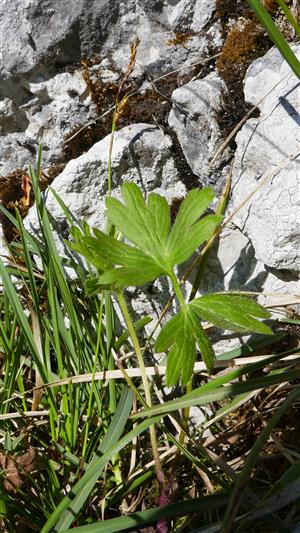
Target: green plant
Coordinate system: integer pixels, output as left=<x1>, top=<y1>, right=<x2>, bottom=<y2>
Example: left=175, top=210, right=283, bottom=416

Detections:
left=68, top=181, right=272, bottom=387
left=1, top=20, right=299, bottom=530
left=1, top=152, right=299, bottom=532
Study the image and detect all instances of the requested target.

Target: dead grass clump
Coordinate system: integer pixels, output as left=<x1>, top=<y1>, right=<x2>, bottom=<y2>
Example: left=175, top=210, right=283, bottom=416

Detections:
left=0, top=168, right=53, bottom=243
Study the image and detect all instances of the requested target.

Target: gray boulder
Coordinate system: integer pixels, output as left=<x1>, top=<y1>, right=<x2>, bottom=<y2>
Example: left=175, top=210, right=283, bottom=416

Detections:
left=0, top=69, right=93, bottom=175
left=0, top=0, right=119, bottom=80
left=193, top=46, right=300, bottom=353
left=166, top=0, right=216, bottom=32
left=230, top=44, right=300, bottom=272
left=0, top=0, right=223, bottom=175
left=24, top=123, right=184, bottom=235
left=168, top=72, right=229, bottom=184
left=108, top=1, right=222, bottom=79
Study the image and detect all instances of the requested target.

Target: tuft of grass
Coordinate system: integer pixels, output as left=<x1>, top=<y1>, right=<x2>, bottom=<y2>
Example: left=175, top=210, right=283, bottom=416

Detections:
left=1, top=154, right=299, bottom=532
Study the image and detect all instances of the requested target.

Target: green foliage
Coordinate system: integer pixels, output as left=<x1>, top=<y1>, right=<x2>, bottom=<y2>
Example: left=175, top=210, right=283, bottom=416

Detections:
left=0, top=16, right=298, bottom=526
left=0, top=162, right=296, bottom=532
left=57, top=492, right=229, bottom=533
left=69, top=181, right=272, bottom=386
left=155, top=295, right=272, bottom=385
left=70, top=183, right=221, bottom=291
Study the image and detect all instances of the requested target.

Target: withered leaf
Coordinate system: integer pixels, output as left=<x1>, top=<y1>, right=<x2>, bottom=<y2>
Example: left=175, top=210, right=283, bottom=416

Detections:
left=0, top=446, right=37, bottom=492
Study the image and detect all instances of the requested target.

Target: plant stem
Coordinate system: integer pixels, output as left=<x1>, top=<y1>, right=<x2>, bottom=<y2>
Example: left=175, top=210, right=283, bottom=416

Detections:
left=169, top=271, right=185, bottom=307
left=116, top=290, right=164, bottom=486
left=189, top=172, right=231, bottom=301
left=107, top=105, right=117, bottom=195
left=169, top=270, right=193, bottom=445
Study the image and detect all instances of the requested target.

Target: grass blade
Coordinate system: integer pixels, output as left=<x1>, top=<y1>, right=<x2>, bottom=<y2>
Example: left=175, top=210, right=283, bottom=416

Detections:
left=220, top=386, right=300, bottom=532
left=248, top=0, right=300, bottom=78
left=131, top=366, right=300, bottom=419
left=42, top=416, right=158, bottom=532
left=59, top=493, right=229, bottom=533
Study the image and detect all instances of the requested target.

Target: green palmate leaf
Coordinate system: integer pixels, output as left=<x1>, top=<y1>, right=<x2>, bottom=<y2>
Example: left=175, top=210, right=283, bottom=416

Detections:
left=166, top=188, right=215, bottom=257
left=147, top=192, right=170, bottom=246
left=156, top=295, right=272, bottom=385
left=68, top=239, right=110, bottom=272
left=88, top=264, right=163, bottom=292
left=155, top=305, right=216, bottom=385
left=105, top=183, right=221, bottom=271
left=91, top=228, right=157, bottom=269
left=68, top=182, right=221, bottom=290
left=106, top=183, right=167, bottom=261
left=191, top=294, right=273, bottom=335
left=168, top=214, right=222, bottom=265
left=190, top=317, right=215, bottom=373
left=166, top=308, right=196, bottom=386
left=68, top=227, right=164, bottom=289
left=155, top=313, right=182, bottom=352
left=69, top=227, right=149, bottom=270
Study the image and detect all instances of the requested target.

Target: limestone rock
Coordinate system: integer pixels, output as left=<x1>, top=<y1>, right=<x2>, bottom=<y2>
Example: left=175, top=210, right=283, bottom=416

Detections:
left=168, top=72, right=229, bottom=183
left=24, top=123, right=183, bottom=236
left=105, top=0, right=222, bottom=79
left=0, top=0, right=119, bottom=80
left=0, top=0, right=223, bottom=175
left=230, top=44, right=300, bottom=272
left=166, top=0, right=216, bottom=32
left=199, top=223, right=299, bottom=355
left=0, top=98, right=29, bottom=134
left=0, top=134, right=36, bottom=176
left=0, top=70, right=93, bottom=174
left=25, top=71, right=91, bottom=162
left=201, top=224, right=299, bottom=304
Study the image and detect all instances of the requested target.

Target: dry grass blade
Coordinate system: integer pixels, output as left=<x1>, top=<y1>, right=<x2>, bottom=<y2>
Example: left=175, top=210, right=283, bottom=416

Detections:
left=0, top=353, right=297, bottom=406
left=31, top=308, right=44, bottom=411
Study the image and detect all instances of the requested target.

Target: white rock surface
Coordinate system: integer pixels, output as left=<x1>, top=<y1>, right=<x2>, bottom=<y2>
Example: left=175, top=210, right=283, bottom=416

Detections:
left=0, top=70, right=94, bottom=175
left=168, top=72, right=229, bottom=183
left=0, top=0, right=223, bottom=175
left=26, top=71, right=91, bottom=160
left=0, top=133, right=37, bottom=176
left=202, top=223, right=299, bottom=300
left=166, top=0, right=216, bottom=32
left=230, top=44, right=300, bottom=272
left=0, top=0, right=118, bottom=79
left=109, top=4, right=222, bottom=79
left=24, top=123, right=183, bottom=235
